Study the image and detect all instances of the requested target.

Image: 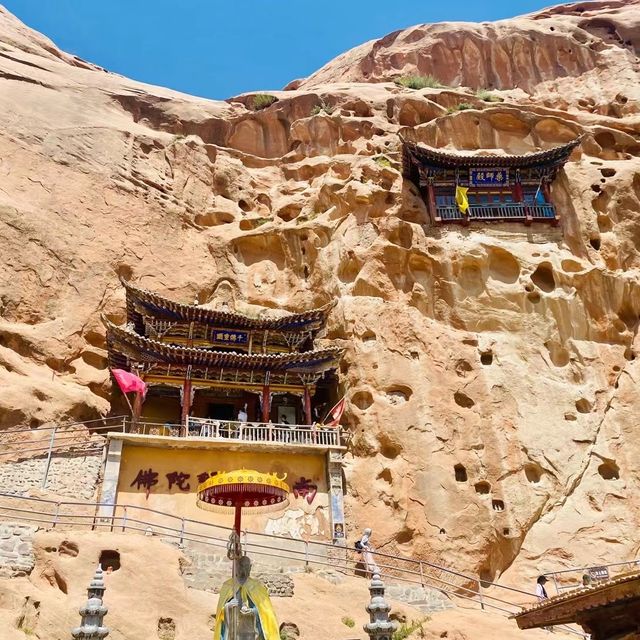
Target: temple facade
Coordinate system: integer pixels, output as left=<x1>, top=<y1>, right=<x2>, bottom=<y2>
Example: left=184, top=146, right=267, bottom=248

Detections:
left=99, top=279, right=347, bottom=544
left=402, top=138, right=581, bottom=225
left=106, top=278, right=342, bottom=433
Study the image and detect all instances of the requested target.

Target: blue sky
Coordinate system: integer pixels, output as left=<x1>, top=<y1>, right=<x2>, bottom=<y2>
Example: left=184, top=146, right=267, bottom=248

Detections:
left=4, top=0, right=566, bottom=100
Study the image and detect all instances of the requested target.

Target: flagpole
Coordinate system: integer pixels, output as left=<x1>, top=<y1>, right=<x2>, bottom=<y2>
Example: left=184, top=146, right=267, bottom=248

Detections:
left=322, top=395, right=346, bottom=426
left=122, top=392, right=134, bottom=417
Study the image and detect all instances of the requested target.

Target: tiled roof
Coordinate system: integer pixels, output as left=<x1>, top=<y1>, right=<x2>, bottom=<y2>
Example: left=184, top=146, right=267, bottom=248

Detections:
left=104, top=317, right=343, bottom=373
left=514, top=570, right=640, bottom=629
left=403, top=137, right=582, bottom=171
left=122, top=278, right=335, bottom=332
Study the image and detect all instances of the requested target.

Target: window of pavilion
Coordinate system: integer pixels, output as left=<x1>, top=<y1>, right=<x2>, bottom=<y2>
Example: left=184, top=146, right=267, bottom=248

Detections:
left=105, top=279, right=343, bottom=430
left=402, top=138, right=581, bottom=225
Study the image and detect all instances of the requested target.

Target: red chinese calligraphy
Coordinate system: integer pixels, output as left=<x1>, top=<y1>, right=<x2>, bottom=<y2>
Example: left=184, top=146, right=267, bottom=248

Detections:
left=130, top=468, right=158, bottom=498
left=293, top=477, right=318, bottom=504
left=166, top=471, right=191, bottom=491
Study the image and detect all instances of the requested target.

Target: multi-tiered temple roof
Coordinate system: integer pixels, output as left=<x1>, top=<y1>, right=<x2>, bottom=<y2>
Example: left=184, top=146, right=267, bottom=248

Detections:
left=106, top=279, right=343, bottom=428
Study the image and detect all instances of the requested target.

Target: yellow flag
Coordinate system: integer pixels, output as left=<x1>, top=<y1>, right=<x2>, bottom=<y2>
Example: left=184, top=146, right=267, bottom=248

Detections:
left=455, top=186, right=469, bottom=215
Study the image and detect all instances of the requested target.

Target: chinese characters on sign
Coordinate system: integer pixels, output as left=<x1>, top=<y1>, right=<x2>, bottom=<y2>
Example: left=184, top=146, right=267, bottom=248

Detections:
left=211, top=329, right=248, bottom=345
left=130, top=469, right=219, bottom=497
left=293, top=477, right=318, bottom=504
left=166, top=471, right=191, bottom=491
left=469, top=168, right=509, bottom=186
left=130, top=468, right=158, bottom=497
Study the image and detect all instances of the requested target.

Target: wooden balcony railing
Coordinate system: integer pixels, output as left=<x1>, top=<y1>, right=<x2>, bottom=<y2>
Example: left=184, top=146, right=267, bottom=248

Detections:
left=436, top=203, right=557, bottom=223
left=127, top=418, right=344, bottom=449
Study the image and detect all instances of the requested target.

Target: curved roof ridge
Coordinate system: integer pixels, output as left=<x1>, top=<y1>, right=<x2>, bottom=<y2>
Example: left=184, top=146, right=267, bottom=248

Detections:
left=120, top=278, right=336, bottom=330
left=402, top=136, right=582, bottom=171
left=103, top=315, right=343, bottom=371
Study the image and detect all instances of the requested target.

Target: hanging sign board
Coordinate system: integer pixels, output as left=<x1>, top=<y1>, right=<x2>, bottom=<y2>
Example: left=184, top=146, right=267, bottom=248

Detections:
left=211, top=329, right=249, bottom=345
left=469, top=168, right=509, bottom=186
left=588, top=566, right=610, bottom=582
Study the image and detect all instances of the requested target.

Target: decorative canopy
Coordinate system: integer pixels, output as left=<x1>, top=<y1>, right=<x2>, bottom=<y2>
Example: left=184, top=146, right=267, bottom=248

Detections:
left=122, top=278, right=335, bottom=334
left=197, top=469, right=289, bottom=513
left=104, top=317, right=343, bottom=373
left=402, top=137, right=582, bottom=174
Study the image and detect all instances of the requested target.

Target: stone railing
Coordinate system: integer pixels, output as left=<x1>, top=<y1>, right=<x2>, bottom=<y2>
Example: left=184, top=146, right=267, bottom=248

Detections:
left=129, top=418, right=344, bottom=449
left=437, top=203, right=556, bottom=222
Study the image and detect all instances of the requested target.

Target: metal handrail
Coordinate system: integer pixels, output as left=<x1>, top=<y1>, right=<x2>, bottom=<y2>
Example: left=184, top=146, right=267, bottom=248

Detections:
left=0, top=416, right=128, bottom=435
left=544, top=559, right=640, bottom=595
left=0, top=493, right=531, bottom=609
left=0, top=493, right=592, bottom=634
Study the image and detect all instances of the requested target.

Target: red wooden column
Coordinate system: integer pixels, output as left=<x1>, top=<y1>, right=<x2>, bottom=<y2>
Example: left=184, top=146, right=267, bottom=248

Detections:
left=132, top=392, right=143, bottom=429
left=180, top=375, right=192, bottom=436
left=425, top=180, right=439, bottom=223
left=303, top=386, right=313, bottom=425
left=261, top=372, right=271, bottom=423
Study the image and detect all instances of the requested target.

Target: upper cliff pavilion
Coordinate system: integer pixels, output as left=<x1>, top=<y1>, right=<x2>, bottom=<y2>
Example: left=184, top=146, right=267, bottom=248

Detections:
left=402, top=137, right=582, bottom=225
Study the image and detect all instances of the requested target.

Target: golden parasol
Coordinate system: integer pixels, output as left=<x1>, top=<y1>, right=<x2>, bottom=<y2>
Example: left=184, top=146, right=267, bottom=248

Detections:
left=197, top=469, right=289, bottom=535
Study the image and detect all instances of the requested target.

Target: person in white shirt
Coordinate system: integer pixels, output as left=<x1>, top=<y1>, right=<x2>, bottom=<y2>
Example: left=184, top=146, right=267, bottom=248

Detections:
left=237, top=404, right=248, bottom=423
left=536, top=575, right=549, bottom=601
left=359, top=528, right=380, bottom=577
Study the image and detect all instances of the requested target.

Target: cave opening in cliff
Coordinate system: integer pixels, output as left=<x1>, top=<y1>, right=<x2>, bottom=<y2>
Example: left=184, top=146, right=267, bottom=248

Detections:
left=454, top=464, right=468, bottom=482
left=99, top=550, right=121, bottom=572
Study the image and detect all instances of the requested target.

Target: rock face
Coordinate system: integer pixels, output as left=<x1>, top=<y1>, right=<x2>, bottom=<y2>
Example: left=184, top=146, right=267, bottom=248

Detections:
left=1, top=0, right=640, bottom=600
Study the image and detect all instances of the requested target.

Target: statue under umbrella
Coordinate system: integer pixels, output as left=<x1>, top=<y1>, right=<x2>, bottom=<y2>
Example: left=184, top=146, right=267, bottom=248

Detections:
left=197, top=469, right=289, bottom=640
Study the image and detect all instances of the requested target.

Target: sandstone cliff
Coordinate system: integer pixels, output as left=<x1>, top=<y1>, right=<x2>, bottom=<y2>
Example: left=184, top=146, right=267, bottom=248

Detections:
left=0, top=0, right=639, bottom=602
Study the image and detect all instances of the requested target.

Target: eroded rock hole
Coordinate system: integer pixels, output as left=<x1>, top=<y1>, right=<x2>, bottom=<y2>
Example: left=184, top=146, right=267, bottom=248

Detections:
left=524, top=464, right=542, bottom=484
left=454, top=391, right=475, bottom=409
left=238, top=199, right=250, bottom=212
left=480, top=351, right=493, bottom=366
left=488, top=248, right=520, bottom=284
left=546, top=341, right=570, bottom=367
left=455, top=359, right=473, bottom=377
left=475, top=481, right=491, bottom=495
left=158, top=617, right=176, bottom=640
left=351, top=390, right=373, bottom=410
left=527, top=291, right=541, bottom=304
left=598, top=461, right=620, bottom=480
left=590, top=237, right=601, bottom=251
left=492, top=499, right=505, bottom=511
left=377, top=433, right=403, bottom=459
left=575, top=398, right=593, bottom=414
left=624, top=348, right=636, bottom=361
left=58, top=541, right=79, bottom=557
left=361, top=330, right=376, bottom=343
left=531, top=263, right=555, bottom=293
left=386, top=385, right=412, bottom=404
left=454, top=464, right=468, bottom=483
left=502, top=528, right=510, bottom=536
left=99, top=550, right=121, bottom=572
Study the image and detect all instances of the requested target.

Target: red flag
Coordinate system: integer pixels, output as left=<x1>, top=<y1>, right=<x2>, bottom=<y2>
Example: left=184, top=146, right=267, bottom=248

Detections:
left=111, top=369, right=147, bottom=397
left=324, top=396, right=346, bottom=427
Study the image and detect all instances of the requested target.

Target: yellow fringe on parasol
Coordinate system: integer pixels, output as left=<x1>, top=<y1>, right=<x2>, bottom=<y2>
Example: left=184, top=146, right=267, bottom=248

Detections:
left=196, top=469, right=290, bottom=514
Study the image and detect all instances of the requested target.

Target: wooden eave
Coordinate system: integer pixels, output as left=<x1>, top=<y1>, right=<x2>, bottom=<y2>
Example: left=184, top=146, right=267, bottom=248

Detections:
left=122, top=278, right=335, bottom=333
left=402, top=137, right=582, bottom=178
left=104, top=317, right=343, bottom=373
left=514, top=572, right=640, bottom=629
